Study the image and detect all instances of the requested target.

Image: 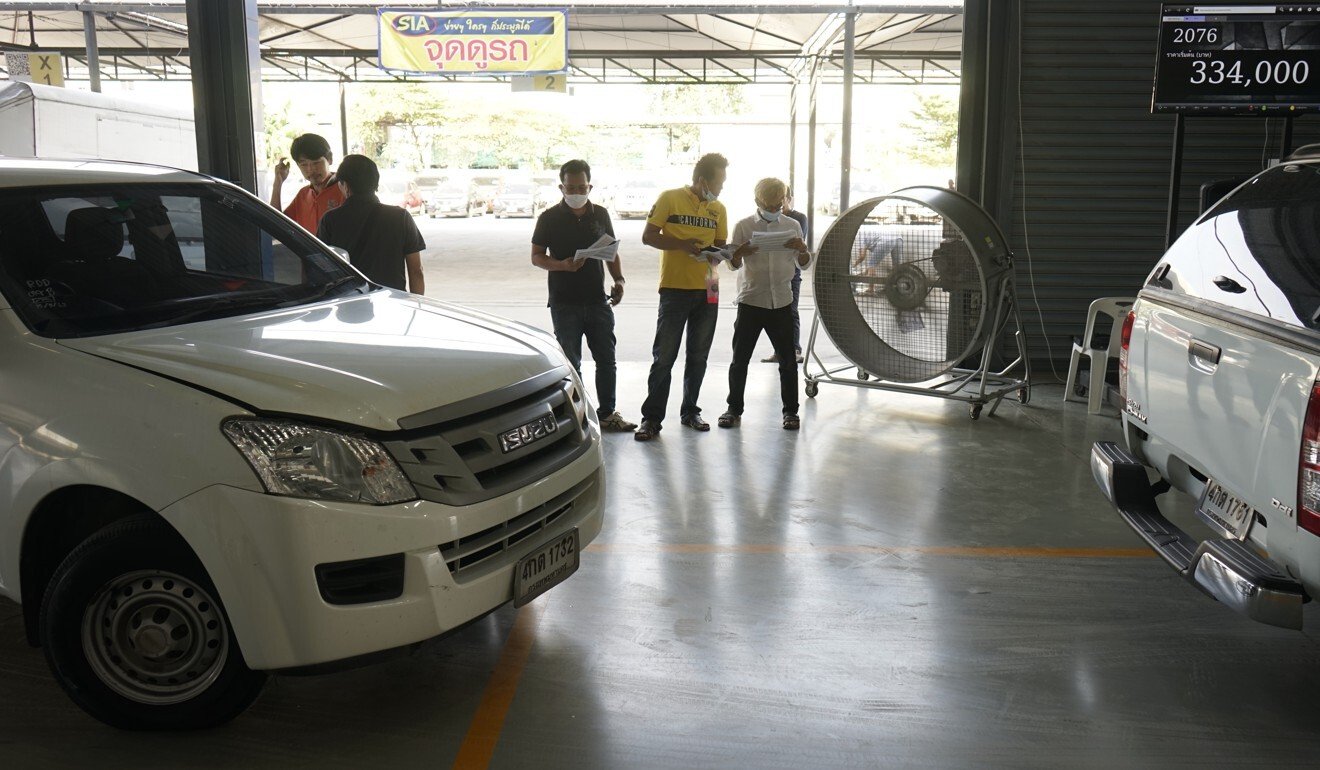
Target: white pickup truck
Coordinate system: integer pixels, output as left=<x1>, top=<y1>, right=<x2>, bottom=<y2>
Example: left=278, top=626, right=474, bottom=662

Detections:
left=1092, top=147, right=1320, bottom=630
left=0, top=159, right=605, bottom=729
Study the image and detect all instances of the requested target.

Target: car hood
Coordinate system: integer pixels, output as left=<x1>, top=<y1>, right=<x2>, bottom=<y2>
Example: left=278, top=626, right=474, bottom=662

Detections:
left=57, top=291, right=566, bottom=431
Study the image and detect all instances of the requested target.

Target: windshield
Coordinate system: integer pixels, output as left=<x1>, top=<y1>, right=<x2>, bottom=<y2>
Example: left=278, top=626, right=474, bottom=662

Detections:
left=0, top=182, right=366, bottom=338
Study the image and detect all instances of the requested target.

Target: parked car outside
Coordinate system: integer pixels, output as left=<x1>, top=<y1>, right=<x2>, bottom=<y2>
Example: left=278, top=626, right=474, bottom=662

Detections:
left=493, top=181, right=537, bottom=218
left=1092, top=147, right=1320, bottom=630
left=412, top=171, right=449, bottom=199
left=378, top=176, right=424, bottom=216
left=0, top=158, right=605, bottom=728
left=613, top=178, right=661, bottom=219
left=471, top=174, right=504, bottom=213
left=427, top=180, right=485, bottom=218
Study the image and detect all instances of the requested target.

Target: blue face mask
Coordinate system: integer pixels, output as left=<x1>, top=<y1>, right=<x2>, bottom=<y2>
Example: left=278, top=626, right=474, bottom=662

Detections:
left=758, top=208, right=782, bottom=222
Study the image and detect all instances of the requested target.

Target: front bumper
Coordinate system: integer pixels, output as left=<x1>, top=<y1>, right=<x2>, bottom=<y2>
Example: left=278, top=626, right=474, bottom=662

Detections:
left=162, top=442, right=605, bottom=670
left=1091, top=441, right=1305, bottom=629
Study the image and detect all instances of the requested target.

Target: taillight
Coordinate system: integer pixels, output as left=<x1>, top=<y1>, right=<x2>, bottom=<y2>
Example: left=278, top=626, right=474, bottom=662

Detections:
left=1299, top=382, right=1320, bottom=536
left=1118, top=310, right=1136, bottom=400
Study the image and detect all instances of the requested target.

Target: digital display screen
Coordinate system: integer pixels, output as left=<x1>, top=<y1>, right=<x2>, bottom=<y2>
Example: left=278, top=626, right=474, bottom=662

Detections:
left=1153, top=4, right=1320, bottom=113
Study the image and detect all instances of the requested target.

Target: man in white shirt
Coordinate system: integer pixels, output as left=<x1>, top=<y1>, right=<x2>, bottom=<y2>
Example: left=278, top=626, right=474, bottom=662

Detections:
left=718, top=177, right=812, bottom=431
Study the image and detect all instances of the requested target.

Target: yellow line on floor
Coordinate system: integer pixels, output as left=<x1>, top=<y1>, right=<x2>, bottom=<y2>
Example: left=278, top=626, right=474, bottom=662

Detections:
left=584, top=543, right=1155, bottom=558
left=452, top=603, right=542, bottom=770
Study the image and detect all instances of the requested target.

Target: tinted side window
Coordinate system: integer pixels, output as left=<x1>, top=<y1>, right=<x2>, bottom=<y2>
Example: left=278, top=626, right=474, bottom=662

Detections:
left=1158, top=164, right=1320, bottom=330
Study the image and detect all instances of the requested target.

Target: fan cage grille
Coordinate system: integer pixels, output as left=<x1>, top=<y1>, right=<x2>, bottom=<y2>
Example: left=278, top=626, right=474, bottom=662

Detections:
left=815, top=196, right=988, bottom=383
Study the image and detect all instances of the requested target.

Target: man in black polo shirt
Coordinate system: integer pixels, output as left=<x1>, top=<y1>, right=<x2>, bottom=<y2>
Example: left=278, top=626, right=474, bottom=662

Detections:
left=318, top=154, right=426, bottom=294
left=531, top=159, right=636, bottom=432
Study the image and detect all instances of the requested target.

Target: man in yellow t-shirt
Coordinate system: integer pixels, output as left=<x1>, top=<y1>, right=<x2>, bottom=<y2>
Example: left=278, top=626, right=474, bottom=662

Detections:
left=634, top=153, right=732, bottom=441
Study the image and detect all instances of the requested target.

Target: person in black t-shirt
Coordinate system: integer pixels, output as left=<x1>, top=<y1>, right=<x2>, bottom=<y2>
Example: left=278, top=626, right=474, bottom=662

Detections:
left=318, top=154, right=426, bottom=294
left=531, top=159, right=636, bottom=432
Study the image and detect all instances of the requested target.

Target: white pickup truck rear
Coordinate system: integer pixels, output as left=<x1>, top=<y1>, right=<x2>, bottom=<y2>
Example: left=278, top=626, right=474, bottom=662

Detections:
left=1092, top=149, right=1320, bottom=629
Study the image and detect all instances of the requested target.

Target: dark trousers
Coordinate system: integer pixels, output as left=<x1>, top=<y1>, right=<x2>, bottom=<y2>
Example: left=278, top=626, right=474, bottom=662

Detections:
left=790, top=272, right=802, bottom=352
left=728, top=302, right=799, bottom=416
left=550, top=301, right=617, bottom=417
left=641, top=288, right=719, bottom=424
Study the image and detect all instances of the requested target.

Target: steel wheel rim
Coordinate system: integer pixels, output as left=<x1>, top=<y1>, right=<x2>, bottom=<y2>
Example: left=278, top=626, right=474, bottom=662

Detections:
left=81, top=569, right=229, bottom=705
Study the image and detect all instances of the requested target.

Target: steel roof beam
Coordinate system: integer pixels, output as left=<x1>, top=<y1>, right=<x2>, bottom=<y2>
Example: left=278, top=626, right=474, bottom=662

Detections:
left=0, top=4, right=962, bottom=14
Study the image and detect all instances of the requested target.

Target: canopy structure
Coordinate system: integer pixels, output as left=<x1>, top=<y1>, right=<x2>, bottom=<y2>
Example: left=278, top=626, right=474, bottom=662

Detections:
left=0, top=2, right=961, bottom=85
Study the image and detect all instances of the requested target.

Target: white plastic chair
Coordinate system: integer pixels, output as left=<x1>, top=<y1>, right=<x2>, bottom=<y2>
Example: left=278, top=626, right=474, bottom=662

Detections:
left=1064, top=297, right=1135, bottom=414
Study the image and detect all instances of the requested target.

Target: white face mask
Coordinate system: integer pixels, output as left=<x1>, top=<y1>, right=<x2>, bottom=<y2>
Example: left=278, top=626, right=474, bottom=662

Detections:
left=564, top=193, right=589, bottom=209
left=701, top=182, right=719, bottom=202
left=758, top=208, right=782, bottom=222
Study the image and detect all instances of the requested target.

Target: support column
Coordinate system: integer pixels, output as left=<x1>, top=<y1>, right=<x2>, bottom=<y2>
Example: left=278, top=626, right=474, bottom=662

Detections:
left=339, top=81, right=350, bottom=157
left=185, top=0, right=260, bottom=194
left=954, top=0, right=1019, bottom=230
left=807, top=61, right=819, bottom=250
left=789, top=80, right=798, bottom=200
left=839, top=11, right=855, bottom=214
left=82, top=11, right=101, bottom=93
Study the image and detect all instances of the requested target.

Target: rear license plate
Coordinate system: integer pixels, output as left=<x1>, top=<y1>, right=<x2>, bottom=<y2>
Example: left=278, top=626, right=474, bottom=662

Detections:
left=1196, top=479, right=1255, bottom=539
left=513, top=528, right=579, bottom=607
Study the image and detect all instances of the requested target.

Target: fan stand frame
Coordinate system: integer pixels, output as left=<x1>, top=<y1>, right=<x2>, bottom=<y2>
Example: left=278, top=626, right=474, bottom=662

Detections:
left=802, top=267, right=1032, bottom=421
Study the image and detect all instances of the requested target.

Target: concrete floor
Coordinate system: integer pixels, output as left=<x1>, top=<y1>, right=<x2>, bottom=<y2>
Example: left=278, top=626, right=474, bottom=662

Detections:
left=4, top=372, right=1320, bottom=768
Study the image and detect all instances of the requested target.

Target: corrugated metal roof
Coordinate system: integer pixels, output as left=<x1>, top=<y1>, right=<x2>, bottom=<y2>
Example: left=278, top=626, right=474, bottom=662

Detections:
left=0, top=2, right=962, bottom=84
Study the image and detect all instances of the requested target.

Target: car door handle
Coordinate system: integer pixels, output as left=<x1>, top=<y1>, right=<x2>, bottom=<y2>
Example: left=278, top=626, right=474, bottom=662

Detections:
left=1189, top=339, right=1222, bottom=367
left=1213, top=275, right=1247, bottom=294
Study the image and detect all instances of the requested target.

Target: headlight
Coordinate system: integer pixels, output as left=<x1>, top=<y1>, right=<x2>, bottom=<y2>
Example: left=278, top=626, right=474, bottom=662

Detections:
left=223, top=418, right=417, bottom=505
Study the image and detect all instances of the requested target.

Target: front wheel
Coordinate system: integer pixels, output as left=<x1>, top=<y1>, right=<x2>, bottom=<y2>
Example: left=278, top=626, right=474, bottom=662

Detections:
left=40, top=515, right=266, bottom=730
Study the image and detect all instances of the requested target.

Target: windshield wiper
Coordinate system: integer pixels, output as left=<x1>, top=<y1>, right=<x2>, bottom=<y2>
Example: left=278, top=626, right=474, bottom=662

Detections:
left=163, top=293, right=293, bottom=326
left=304, top=275, right=368, bottom=303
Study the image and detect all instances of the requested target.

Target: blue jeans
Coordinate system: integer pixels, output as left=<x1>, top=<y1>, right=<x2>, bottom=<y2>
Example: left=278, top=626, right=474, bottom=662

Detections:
left=641, top=288, right=718, bottom=425
left=550, top=301, right=618, bottom=417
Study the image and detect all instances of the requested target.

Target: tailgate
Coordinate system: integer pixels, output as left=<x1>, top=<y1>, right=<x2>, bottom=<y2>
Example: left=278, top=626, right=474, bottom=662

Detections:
left=1137, top=299, right=1319, bottom=527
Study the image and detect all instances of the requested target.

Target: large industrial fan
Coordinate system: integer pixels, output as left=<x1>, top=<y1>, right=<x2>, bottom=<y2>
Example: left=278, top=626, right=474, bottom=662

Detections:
left=803, top=186, right=1030, bottom=419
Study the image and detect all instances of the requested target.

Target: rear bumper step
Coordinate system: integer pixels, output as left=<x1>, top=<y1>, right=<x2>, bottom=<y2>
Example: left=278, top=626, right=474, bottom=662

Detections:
left=1091, top=441, right=1306, bottom=630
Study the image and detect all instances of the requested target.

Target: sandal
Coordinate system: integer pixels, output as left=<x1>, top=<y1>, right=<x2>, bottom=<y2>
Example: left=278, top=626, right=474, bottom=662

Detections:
left=717, top=412, right=741, bottom=429
left=782, top=414, right=800, bottom=431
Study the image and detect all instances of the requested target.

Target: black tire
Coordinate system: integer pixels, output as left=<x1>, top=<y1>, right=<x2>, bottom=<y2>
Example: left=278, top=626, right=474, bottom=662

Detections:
left=40, top=515, right=266, bottom=730
left=970, top=403, right=983, bottom=420
left=805, top=381, right=819, bottom=398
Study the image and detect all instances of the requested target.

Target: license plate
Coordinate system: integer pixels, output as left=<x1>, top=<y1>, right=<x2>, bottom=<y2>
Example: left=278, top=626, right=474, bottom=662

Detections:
left=1196, top=479, right=1255, bottom=539
left=498, top=412, right=558, bottom=454
left=513, top=528, right=579, bottom=607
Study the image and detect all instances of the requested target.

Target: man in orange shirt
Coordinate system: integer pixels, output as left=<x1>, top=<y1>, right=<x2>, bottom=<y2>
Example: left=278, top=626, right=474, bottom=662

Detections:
left=269, top=133, right=345, bottom=233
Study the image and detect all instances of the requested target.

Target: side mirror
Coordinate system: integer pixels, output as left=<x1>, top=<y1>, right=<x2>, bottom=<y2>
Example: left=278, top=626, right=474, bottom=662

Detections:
left=329, top=246, right=350, bottom=261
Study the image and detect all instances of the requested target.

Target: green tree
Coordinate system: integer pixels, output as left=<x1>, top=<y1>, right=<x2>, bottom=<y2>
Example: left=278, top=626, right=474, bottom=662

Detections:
left=901, top=94, right=959, bottom=166
left=649, top=84, right=748, bottom=162
left=261, top=98, right=301, bottom=170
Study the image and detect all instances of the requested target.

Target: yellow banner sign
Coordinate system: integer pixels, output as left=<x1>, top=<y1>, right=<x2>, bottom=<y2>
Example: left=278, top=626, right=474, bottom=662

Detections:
left=378, top=9, right=567, bottom=75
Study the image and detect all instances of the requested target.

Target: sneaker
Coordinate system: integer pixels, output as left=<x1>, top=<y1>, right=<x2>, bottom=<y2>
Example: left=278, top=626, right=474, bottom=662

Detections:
left=717, top=411, right=741, bottom=428
left=761, top=353, right=779, bottom=363
left=634, top=420, right=661, bottom=441
left=783, top=413, right=801, bottom=431
left=599, top=411, right=638, bottom=432
left=795, top=350, right=805, bottom=363
left=679, top=414, right=710, bottom=431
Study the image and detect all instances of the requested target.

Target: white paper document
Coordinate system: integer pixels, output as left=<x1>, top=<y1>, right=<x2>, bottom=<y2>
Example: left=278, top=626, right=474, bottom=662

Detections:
left=573, top=234, right=620, bottom=262
left=749, top=229, right=797, bottom=252
left=690, top=246, right=732, bottom=263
